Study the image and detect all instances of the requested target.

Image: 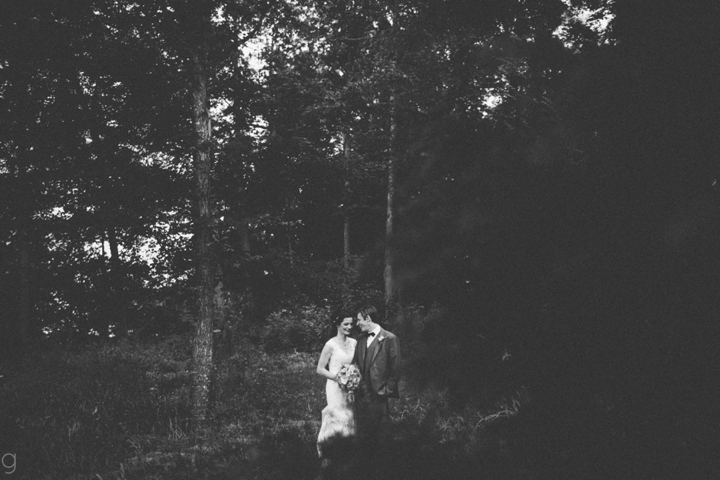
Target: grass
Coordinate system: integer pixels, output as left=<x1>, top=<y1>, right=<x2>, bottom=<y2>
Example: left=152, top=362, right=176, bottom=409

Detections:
left=0, top=337, right=527, bottom=480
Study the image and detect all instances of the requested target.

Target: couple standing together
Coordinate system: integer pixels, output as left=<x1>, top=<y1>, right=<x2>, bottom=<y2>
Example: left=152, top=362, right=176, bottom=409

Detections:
left=316, top=306, right=401, bottom=474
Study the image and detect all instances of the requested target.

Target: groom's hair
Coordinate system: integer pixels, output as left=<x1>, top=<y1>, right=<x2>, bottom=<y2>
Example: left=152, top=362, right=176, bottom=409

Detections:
left=359, top=306, right=377, bottom=321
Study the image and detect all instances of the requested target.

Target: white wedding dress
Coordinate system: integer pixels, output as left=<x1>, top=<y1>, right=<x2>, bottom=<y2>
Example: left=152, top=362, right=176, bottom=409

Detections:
left=317, top=337, right=357, bottom=457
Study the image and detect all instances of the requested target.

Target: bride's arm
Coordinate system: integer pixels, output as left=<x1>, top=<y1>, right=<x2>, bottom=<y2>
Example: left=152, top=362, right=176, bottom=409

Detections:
left=316, top=343, right=337, bottom=382
left=350, top=338, right=359, bottom=366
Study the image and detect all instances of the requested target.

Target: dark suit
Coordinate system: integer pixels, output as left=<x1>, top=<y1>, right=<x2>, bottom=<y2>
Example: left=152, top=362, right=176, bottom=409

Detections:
left=351, top=328, right=401, bottom=466
left=352, top=328, right=401, bottom=401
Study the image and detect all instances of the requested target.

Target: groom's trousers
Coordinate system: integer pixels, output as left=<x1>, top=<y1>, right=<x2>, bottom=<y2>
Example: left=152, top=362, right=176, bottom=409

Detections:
left=355, top=396, right=391, bottom=467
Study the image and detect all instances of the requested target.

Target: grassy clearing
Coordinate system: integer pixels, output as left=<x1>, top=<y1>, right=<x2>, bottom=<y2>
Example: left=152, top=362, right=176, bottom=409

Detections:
left=1, top=337, right=526, bottom=480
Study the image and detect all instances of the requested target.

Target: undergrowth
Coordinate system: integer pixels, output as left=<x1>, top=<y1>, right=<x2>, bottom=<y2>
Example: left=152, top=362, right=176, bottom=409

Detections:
left=0, top=335, right=527, bottom=480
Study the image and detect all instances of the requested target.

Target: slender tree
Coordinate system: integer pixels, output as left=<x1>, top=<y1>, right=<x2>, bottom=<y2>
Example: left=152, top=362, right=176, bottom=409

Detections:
left=180, top=0, right=217, bottom=431
left=343, top=133, right=353, bottom=267
left=384, top=94, right=398, bottom=309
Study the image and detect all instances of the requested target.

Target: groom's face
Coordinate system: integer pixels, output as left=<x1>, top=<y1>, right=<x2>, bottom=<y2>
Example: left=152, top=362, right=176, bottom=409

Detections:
left=356, top=313, right=371, bottom=332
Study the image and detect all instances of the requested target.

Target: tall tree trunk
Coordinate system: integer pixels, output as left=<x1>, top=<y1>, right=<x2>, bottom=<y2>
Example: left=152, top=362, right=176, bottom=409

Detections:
left=190, top=45, right=215, bottom=432
left=11, top=66, right=34, bottom=353
left=384, top=95, right=397, bottom=311
left=15, top=156, right=34, bottom=350
left=18, top=232, right=31, bottom=348
left=240, top=219, right=251, bottom=255
left=106, top=227, right=127, bottom=338
left=344, top=215, right=351, bottom=267
left=107, top=227, right=120, bottom=265
left=343, top=132, right=352, bottom=267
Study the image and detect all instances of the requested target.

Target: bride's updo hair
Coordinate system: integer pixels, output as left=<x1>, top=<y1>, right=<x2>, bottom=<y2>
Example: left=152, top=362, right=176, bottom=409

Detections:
left=328, top=309, right=353, bottom=337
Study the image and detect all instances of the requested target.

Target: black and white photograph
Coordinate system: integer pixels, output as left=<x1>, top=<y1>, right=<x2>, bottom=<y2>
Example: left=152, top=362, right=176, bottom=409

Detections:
left=1, top=0, right=718, bottom=478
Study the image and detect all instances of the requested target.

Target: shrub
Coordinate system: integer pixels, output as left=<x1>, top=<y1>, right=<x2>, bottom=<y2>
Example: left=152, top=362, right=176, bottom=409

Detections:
left=259, top=305, right=332, bottom=354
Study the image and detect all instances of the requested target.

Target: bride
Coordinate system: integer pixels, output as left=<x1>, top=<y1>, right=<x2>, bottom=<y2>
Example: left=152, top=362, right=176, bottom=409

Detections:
left=316, top=311, right=357, bottom=458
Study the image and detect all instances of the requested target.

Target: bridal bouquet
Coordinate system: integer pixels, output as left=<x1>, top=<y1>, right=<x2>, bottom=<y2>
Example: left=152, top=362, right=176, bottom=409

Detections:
left=336, top=364, right=361, bottom=401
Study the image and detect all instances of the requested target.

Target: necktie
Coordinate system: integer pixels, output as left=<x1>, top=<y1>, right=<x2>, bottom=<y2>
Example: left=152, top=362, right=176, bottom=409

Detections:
left=364, top=333, right=376, bottom=369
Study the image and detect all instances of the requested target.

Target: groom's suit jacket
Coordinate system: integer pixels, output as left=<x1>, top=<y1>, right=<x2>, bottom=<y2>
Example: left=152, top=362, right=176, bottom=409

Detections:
left=352, top=328, right=401, bottom=400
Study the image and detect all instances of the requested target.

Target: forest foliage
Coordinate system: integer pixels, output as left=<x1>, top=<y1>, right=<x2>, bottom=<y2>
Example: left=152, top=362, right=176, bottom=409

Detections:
left=1, top=0, right=719, bottom=478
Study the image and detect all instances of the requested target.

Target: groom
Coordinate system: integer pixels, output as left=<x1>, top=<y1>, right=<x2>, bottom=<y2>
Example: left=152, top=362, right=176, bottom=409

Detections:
left=351, top=306, right=401, bottom=467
